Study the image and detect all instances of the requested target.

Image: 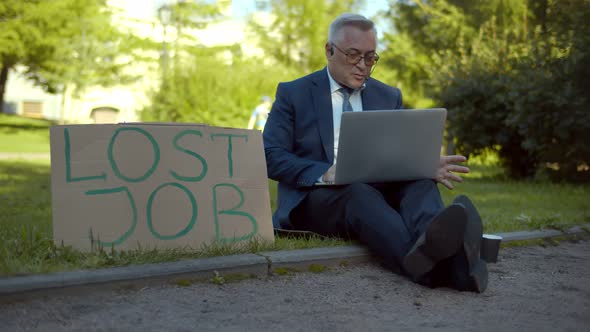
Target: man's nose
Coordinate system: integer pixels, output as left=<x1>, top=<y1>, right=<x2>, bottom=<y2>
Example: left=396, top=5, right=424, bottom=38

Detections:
left=355, top=58, right=367, bottom=70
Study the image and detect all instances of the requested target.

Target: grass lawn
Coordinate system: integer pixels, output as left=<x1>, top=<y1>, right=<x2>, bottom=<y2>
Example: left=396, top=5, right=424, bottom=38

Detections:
left=0, top=113, right=52, bottom=153
left=0, top=158, right=588, bottom=276
left=442, top=164, right=590, bottom=232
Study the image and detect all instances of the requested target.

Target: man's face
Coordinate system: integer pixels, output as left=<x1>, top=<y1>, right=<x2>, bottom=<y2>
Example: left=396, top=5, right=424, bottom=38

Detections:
left=326, top=25, right=377, bottom=90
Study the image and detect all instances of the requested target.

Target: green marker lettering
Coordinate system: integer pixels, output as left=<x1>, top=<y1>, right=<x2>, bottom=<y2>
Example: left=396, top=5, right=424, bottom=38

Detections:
left=170, top=130, right=208, bottom=182
left=210, top=133, right=248, bottom=178
left=212, top=183, right=258, bottom=243
left=147, top=182, right=198, bottom=240
left=108, top=127, right=160, bottom=182
left=86, top=186, right=138, bottom=246
left=64, top=128, right=107, bottom=182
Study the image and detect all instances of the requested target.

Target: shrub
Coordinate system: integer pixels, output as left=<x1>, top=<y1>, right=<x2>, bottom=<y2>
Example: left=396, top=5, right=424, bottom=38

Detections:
left=438, top=0, right=590, bottom=181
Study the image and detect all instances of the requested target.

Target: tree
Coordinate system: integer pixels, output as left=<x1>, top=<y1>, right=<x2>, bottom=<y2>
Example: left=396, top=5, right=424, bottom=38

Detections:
left=249, top=0, right=365, bottom=73
left=378, top=0, right=590, bottom=180
left=160, top=0, right=220, bottom=69
left=378, top=0, right=528, bottom=107
left=141, top=1, right=302, bottom=127
left=0, top=0, right=151, bottom=118
left=141, top=54, right=300, bottom=128
left=142, top=0, right=377, bottom=126
left=433, top=0, right=590, bottom=180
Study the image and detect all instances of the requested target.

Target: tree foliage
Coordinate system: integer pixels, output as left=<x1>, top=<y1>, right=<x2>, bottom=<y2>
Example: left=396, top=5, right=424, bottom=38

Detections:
left=143, top=0, right=368, bottom=127
left=141, top=55, right=300, bottom=128
left=380, top=0, right=590, bottom=181
left=0, top=0, right=152, bottom=112
left=141, top=2, right=301, bottom=127
left=379, top=0, right=529, bottom=107
left=249, top=0, right=364, bottom=73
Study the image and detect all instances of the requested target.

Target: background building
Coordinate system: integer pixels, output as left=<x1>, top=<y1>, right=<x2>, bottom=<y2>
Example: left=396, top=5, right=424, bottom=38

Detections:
left=2, top=0, right=272, bottom=124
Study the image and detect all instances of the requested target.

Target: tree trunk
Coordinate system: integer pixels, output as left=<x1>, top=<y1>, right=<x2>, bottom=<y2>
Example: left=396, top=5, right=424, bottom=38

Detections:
left=0, top=62, right=11, bottom=114
left=59, top=83, right=70, bottom=125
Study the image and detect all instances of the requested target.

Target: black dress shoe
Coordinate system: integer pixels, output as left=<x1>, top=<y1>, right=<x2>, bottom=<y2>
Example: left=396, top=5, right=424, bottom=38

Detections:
left=403, top=203, right=467, bottom=280
left=449, top=250, right=488, bottom=293
left=452, top=195, right=488, bottom=293
left=416, top=257, right=453, bottom=289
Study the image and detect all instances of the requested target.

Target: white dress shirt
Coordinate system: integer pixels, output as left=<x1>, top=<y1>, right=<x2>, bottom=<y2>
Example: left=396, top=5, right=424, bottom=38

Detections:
left=326, top=68, right=363, bottom=165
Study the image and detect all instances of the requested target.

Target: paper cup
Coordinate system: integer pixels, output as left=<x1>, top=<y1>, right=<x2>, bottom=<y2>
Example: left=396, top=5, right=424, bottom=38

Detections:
left=480, top=234, right=503, bottom=263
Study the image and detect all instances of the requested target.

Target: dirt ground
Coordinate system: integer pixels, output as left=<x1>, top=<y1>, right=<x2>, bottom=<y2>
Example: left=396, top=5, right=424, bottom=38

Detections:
left=1, top=240, right=589, bottom=332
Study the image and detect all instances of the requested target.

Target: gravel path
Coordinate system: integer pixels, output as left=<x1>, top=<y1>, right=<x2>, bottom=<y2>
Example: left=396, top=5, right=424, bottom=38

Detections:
left=1, top=240, right=589, bottom=332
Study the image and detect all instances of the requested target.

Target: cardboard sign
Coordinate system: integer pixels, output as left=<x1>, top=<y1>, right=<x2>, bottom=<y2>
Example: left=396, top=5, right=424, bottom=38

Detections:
left=49, top=123, right=274, bottom=251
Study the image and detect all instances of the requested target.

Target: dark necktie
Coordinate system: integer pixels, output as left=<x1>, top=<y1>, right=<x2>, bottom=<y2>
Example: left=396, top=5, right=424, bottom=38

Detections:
left=340, top=87, right=354, bottom=113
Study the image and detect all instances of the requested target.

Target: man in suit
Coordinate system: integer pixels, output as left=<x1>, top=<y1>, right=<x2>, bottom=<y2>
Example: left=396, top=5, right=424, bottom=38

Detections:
left=263, top=13, right=488, bottom=292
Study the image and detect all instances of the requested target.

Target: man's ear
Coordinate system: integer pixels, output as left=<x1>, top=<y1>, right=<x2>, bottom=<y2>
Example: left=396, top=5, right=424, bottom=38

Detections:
left=325, top=42, right=333, bottom=58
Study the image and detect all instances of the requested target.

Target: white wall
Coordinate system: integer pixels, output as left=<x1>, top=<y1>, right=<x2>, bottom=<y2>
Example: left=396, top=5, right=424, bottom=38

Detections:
left=2, top=0, right=271, bottom=123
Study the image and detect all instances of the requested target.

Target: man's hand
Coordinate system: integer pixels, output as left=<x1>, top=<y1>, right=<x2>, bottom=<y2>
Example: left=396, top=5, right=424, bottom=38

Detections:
left=436, top=155, right=470, bottom=189
left=322, top=165, right=337, bottom=183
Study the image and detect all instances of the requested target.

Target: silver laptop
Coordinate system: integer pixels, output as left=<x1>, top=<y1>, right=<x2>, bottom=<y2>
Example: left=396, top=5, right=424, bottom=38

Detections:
left=318, top=108, right=447, bottom=185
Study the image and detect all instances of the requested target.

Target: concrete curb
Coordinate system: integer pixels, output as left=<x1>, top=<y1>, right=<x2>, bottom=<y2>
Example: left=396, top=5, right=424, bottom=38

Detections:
left=0, top=254, right=268, bottom=296
left=496, top=225, right=589, bottom=242
left=259, top=245, right=371, bottom=263
left=1, top=224, right=588, bottom=296
left=258, top=246, right=373, bottom=271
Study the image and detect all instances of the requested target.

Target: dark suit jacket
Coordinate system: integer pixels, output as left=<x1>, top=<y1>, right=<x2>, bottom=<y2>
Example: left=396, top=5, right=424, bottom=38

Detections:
left=263, top=68, right=403, bottom=229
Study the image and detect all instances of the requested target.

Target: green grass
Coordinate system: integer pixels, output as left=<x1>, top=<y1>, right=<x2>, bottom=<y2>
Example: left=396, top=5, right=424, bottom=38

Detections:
left=1, top=157, right=589, bottom=276
left=440, top=163, right=590, bottom=233
left=0, top=159, right=348, bottom=276
left=0, top=114, right=53, bottom=153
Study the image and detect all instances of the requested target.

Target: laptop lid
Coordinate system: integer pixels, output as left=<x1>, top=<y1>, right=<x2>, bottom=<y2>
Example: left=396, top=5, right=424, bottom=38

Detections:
left=331, top=108, right=447, bottom=185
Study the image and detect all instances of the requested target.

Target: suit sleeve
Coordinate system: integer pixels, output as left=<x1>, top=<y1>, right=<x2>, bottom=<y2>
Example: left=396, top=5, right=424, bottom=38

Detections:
left=263, top=83, right=331, bottom=187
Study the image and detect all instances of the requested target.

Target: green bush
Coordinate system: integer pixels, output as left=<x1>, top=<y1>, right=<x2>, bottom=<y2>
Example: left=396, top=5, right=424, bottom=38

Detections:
left=141, top=56, right=300, bottom=128
left=440, top=65, right=532, bottom=178
left=439, top=0, right=590, bottom=181
left=442, top=52, right=590, bottom=181
left=509, top=54, right=590, bottom=181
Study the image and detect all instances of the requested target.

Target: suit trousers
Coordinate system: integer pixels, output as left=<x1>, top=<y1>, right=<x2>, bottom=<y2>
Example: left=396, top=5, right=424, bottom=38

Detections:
left=291, top=180, right=444, bottom=270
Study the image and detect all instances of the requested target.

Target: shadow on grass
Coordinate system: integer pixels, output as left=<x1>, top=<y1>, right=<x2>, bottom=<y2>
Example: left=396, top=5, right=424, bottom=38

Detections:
left=0, top=114, right=55, bottom=127
left=0, top=113, right=55, bottom=133
left=0, top=115, right=52, bottom=153
left=0, top=123, right=52, bottom=132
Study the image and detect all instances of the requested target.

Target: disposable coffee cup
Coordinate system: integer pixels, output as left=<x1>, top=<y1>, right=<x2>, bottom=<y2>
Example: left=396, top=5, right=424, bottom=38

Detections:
left=481, top=234, right=503, bottom=263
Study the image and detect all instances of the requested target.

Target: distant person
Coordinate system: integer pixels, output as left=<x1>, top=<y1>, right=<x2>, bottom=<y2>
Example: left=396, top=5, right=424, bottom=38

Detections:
left=263, top=13, right=489, bottom=292
left=248, top=96, right=272, bottom=131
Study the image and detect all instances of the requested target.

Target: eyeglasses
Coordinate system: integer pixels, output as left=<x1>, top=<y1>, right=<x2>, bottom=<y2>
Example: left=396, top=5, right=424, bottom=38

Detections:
left=331, top=43, right=379, bottom=66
